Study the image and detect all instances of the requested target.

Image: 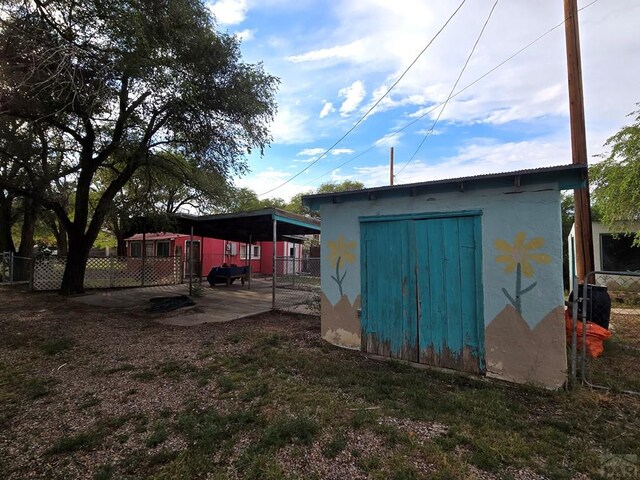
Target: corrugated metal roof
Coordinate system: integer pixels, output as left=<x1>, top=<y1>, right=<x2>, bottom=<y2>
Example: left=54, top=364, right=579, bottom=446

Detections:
left=126, top=209, right=320, bottom=243
left=302, top=163, right=586, bottom=204
left=172, top=208, right=320, bottom=242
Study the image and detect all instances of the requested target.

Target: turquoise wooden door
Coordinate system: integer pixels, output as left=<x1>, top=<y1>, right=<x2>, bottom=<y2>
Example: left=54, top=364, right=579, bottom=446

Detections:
left=414, top=216, right=484, bottom=373
left=360, top=214, right=484, bottom=374
left=361, top=220, right=418, bottom=362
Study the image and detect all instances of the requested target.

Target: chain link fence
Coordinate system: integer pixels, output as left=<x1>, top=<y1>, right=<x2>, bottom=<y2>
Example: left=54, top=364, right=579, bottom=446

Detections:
left=32, top=255, right=182, bottom=291
left=274, top=256, right=320, bottom=315
left=569, top=271, right=640, bottom=394
left=1, top=252, right=31, bottom=283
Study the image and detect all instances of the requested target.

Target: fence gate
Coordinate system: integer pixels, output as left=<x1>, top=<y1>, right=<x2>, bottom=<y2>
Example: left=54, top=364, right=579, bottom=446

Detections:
left=273, top=256, right=320, bottom=314
left=570, top=271, right=640, bottom=394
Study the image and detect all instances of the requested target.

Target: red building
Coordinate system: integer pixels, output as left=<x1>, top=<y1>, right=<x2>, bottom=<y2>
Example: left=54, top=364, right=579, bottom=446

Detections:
left=124, top=232, right=303, bottom=278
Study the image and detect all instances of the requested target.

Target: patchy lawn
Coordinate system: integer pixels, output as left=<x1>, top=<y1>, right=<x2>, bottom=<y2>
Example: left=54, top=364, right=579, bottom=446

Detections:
left=586, top=308, right=640, bottom=393
left=0, top=286, right=638, bottom=480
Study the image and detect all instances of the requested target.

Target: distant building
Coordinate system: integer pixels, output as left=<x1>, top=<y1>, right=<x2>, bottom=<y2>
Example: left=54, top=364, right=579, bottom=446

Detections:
left=124, top=232, right=303, bottom=278
left=568, top=221, right=640, bottom=281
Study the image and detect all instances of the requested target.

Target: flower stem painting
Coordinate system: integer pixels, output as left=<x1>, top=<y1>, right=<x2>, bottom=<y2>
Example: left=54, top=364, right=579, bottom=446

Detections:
left=328, top=235, right=356, bottom=297
left=495, top=232, right=551, bottom=315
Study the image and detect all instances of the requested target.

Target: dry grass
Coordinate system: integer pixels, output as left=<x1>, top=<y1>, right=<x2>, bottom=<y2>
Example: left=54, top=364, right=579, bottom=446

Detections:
left=1, top=284, right=639, bottom=479
left=586, top=308, right=640, bottom=392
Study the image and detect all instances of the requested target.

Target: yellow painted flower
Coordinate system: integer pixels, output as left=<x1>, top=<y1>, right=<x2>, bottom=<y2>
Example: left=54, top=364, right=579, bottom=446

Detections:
left=328, top=235, right=356, bottom=267
left=495, top=231, right=551, bottom=277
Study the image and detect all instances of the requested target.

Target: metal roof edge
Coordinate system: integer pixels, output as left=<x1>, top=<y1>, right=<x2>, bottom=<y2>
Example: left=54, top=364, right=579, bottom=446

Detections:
left=174, top=208, right=320, bottom=228
left=302, top=164, right=586, bottom=206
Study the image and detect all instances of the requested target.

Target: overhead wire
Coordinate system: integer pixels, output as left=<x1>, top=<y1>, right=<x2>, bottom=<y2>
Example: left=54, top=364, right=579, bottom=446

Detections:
left=308, top=0, right=600, bottom=185
left=396, top=0, right=499, bottom=176
left=258, top=0, right=467, bottom=197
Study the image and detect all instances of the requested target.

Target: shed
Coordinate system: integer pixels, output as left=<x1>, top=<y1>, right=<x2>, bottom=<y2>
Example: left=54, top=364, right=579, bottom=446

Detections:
left=303, top=164, right=587, bottom=388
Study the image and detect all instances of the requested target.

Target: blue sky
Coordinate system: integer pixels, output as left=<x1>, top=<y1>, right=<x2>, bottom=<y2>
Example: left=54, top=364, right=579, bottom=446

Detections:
left=206, top=0, right=640, bottom=200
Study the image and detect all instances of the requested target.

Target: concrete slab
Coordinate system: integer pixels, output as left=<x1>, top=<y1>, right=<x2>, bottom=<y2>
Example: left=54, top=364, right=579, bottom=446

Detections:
left=70, top=279, right=274, bottom=325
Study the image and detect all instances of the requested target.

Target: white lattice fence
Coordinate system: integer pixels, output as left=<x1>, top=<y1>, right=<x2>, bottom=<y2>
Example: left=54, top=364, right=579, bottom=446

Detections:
left=32, top=256, right=181, bottom=291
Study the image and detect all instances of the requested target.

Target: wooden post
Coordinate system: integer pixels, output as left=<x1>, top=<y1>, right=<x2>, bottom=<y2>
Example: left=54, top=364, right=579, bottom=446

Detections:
left=564, top=0, right=594, bottom=281
left=390, top=147, right=394, bottom=186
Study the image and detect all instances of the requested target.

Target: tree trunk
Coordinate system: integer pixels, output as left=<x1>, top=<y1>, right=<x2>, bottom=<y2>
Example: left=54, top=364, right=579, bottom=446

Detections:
left=50, top=219, right=68, bottom=257
left=109, top=214, right=127, bottom=256
left=17, top=198, right=38, bottom=258
left=58, top=148, right=141, bottom=294
left=116, top=232, right=126, bottom=257
left=59, top=229, right=91, bottom=294
left=0, top=192, right=16, bottom=253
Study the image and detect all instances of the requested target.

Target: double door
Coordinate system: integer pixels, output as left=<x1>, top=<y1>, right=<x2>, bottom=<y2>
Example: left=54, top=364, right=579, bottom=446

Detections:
left=360, top=214, right=484, bottom=373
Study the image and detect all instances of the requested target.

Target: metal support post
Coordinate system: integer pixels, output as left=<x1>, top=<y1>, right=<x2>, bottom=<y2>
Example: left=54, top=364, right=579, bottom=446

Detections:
left=189, top=226, right=194, bottom=296
left=272, top=218, right=277, bottom=309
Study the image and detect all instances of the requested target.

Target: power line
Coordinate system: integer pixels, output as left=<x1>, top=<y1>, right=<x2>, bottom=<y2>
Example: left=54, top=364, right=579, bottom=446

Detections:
left=310, top=0, right=600, bottom=185
left=258, top=0, right=467, bottom=197
left=396, top=0, right=499, bottom=176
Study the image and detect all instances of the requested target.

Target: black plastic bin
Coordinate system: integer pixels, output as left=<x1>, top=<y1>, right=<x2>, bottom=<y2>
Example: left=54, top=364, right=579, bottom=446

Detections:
left=567, top=284, right=611, bottom=330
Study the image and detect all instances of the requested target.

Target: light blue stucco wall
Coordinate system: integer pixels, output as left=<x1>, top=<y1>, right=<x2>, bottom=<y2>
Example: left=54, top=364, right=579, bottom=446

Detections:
left=320, top=184, right=564, bottom=329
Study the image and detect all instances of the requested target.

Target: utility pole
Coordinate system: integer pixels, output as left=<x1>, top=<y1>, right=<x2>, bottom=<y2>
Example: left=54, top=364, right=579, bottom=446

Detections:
left=390, top=147, right=394, bottom=186
left=564, top=0, right=594, bottom=282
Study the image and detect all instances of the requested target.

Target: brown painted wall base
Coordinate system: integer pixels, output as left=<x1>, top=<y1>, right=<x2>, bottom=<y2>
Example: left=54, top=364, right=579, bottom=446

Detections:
left=321, top=292, right=361, bottom=349
left=486, top=305, right=567, bottom=388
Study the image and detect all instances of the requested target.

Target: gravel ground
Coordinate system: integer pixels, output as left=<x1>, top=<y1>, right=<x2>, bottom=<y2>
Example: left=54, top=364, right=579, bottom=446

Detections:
left=0, top=286, right=275, bottom=478
left=0, top=285, right=630, bottom=479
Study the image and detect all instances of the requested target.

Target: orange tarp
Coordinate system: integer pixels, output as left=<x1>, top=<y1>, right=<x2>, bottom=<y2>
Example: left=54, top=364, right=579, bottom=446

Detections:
left=565, top=310, right=612, bottom=358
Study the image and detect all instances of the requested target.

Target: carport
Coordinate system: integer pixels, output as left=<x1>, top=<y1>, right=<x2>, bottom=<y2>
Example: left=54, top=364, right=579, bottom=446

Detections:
left=172, top=208, right=321, bottom=308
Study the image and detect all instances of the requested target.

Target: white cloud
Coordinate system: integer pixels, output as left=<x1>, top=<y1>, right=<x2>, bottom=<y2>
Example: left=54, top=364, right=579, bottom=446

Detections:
left=339, top=80, right=366, bottom=117
left=294, top=147, right=355, bottom=163
left=235, top=29, right=255, bottom=42
left=298, top=148, right=325, bottom=157
left=287, top=40, right=366, bottom=63
left=266, top=35, right=287, bottom=49
left=331, top=148, right=354, bottom=155
left=319, top=101, right=334, bottom=118
left=374, top=132, right=403, bottom=149
left=208, top=0, right=248, bottom=25
left=234, top=169, right=309, bottom=201
left=415, top=128, right=444, bottom=136
left=270, top=106, right=313, bottom=144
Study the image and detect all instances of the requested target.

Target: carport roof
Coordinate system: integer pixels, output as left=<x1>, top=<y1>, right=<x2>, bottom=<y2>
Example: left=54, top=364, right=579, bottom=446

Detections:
left=172, top=208, right=320, bottom=243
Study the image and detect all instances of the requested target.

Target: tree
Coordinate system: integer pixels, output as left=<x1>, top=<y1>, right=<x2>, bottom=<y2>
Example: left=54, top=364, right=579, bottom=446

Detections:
left=0, top=0, right=278, bottom=293
left=316, top=180, right=365, bottom=193
left=286, top=180, right=365, bottom=217
left=105, top=151, right=232, bottom=254
left=591, top=105, right=640, bottom=244
left=225, top=187, right=286, bottom=212
left=0, top=117, right=70, bottom=256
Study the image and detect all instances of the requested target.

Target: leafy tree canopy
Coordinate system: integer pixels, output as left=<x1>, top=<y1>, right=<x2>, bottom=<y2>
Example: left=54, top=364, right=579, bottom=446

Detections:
left=591, top=105, right=640, bottom=243
left=225, top=187, right=286, bottom=212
